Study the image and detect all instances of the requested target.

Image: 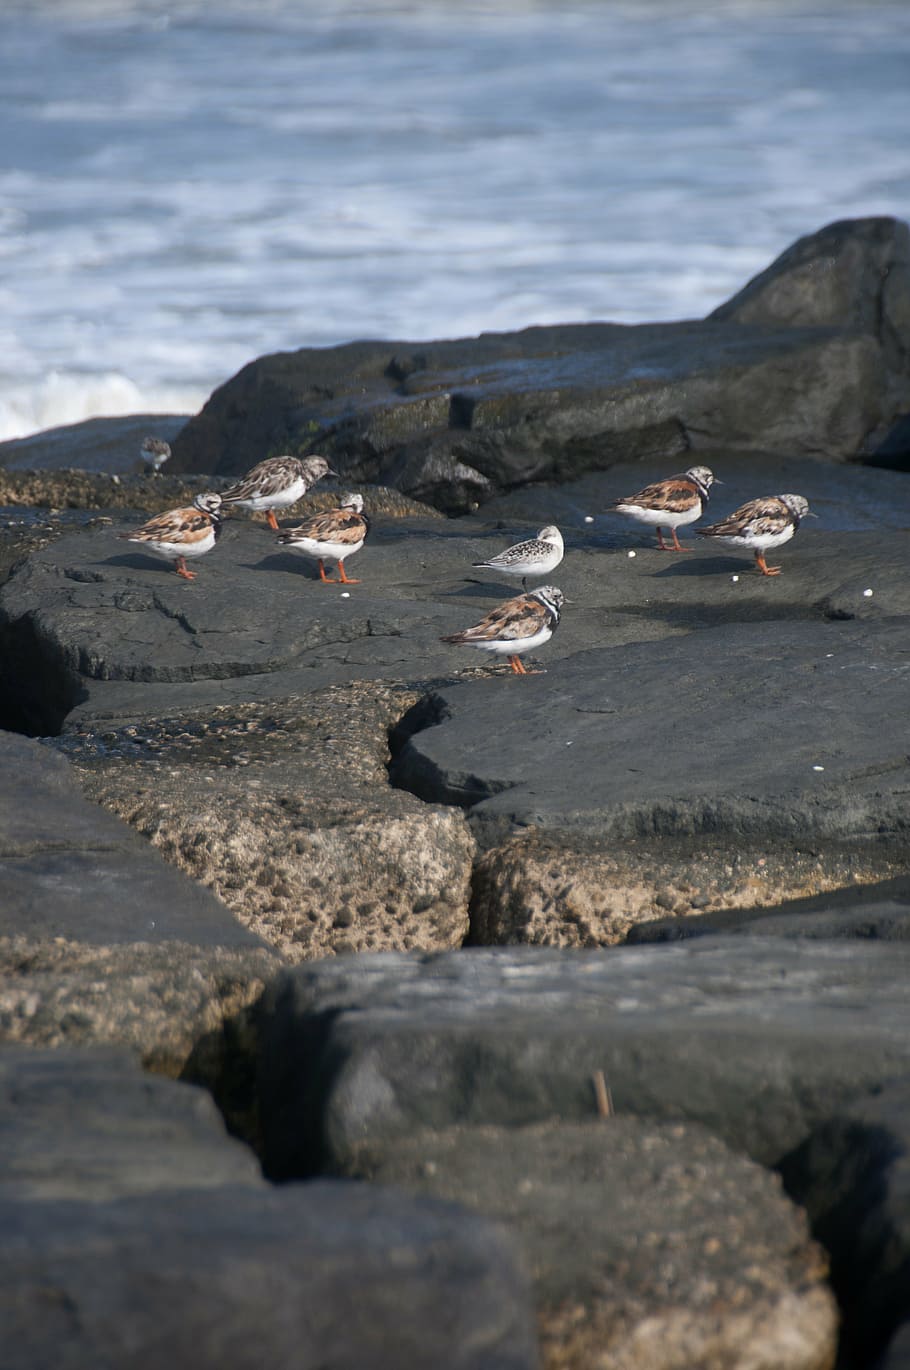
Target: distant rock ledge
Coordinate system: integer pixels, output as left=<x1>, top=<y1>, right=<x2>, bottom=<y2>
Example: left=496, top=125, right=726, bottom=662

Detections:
left=163, top=216, right=910, bottom=511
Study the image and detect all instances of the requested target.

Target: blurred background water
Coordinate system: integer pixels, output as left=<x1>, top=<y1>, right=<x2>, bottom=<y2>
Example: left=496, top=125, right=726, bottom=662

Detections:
left=0, top=0, right=908, bottom=441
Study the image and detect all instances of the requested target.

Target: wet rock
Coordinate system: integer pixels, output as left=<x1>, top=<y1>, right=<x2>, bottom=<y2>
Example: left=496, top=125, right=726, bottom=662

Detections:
left=337, top=1118, right=837, bottom=1370
left=166, top=220, right=910, bottom=511
left=255, top=941, right=910, bottom=1179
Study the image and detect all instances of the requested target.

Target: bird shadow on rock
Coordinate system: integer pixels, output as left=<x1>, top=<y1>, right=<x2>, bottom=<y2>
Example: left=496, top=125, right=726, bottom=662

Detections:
left=444, top=579, right=530, bottom=601
left=103, top=552, right=174, bottom=575
left=242, top=552, right=319, bottom=579
left=650, top=555, right=750, bottom=578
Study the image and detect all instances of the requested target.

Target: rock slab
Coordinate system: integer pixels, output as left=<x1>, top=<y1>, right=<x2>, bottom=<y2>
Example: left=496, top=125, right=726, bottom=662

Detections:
left=339, top=1117, right=837, bottom=1370
left=0, top=1047, right=538, bottom=1370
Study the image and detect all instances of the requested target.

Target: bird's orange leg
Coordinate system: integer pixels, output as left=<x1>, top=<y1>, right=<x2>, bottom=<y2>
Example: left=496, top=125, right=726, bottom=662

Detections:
left=508, top=655, right=528, bottom=674
left=266, top=510, right=280, bottom=532
left=669, top=528, right=691, bottom=552
left=755, top=551, right=781, bottom=576
left=337, top=560, right=360, bottom=584
left=175, top=556, right=196, bottom=581
left=317, top=559, right=338, bottom=582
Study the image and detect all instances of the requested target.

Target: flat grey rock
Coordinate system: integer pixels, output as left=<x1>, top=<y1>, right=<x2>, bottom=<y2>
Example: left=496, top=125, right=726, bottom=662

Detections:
left=390, top=617, right=910, bottom=845
left=256, top=940, right=910, bottom=1179
left=1, top=475, right=908, bottom=732
left=0, top=1180, right=535, bottom=1370
left=0, top=1046, right=261, bottom=1201
left=0, top=731, right=262, bottom=947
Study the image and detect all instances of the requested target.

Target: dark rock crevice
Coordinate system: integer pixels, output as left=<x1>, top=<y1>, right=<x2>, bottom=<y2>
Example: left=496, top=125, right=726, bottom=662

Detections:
left=0, top=613, right=86, bottom=737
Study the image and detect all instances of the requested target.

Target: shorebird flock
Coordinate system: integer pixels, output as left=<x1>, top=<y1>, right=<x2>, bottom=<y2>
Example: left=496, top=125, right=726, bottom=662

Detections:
left=119, top=448, right=814, bottom=675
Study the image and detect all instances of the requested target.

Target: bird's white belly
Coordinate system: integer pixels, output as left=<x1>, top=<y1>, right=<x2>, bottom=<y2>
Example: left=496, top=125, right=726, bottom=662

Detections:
left=286, top=536, right=364, bottom=563
left=719, top=525, right=795, bottom=552
left=616, top=503, right=699, bottom=529
left=135, top=530, right=216, bottom=561
left=476, top=624, right=554, bottom=657
left=237, top=479, right=307, bottom=512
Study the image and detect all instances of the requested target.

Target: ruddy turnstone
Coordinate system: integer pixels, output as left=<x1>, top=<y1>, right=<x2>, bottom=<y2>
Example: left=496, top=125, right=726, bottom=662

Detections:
left=472, top=525, right=564, bottom=590
left=607, top=465, right=716, bottom=551
left=275, top=492, right=369, bottom=584
left=220, top=454, right=338, bottom=531
left=696, top=493, right=813, bottom=576
left=117, top=492, right=223, bottom=580
left=140, top=436, right=171, bottom=475
left=440, top=584, right=564, bottom=674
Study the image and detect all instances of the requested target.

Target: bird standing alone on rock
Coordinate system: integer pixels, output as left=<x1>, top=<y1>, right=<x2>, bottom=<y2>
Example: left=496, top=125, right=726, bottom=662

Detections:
left=440, top=585, right=564, bottom=675
left=696, top=493, right=813, bottom=576
left=607, top=465, right=716, bottom=551
left=472, top=525, right=564, bottom=590
left=276, top=492, right=369, bottom=583
left=118, top=492, right=223, bottom=580
left=140, top=436, right=171, bottom=475
left=220, top=454, right=338, bottom=531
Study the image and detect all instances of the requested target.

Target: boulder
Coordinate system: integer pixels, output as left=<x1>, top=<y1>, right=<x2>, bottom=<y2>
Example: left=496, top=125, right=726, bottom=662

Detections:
left=166, top=220, right=910, bottom=511
left=710, top=217, right=910, bottom=379
left=338, top=1118, right=837, bottom=1370
left=255, top=940, right=910, bottom=1179
left=0, top=1046, right=537, bottom=1370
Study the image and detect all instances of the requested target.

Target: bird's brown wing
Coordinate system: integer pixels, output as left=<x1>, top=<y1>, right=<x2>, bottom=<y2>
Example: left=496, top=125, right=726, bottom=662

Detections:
left=699, top=496, right=788, bottom=538
left=444, top=594, right=547, bottom=645
left=222, top=457, right=302, bottom=502
left=120, top=506, right=210, bottom=543
left=282, top=508, right=365, bottom=542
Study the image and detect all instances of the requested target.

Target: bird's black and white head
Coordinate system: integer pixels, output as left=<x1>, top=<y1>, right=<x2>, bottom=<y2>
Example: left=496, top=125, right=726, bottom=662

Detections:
left=684, top=466, right=716, bottom=501
left=531, top=585, right=564, bottom=622
left=300, top=455, right=339, bottom=485
left=193, top=492, right=223, bottom=521
left=536, top=525, right=564, bottom=548
left=780, top=493, right=812, bottom=525
left=339, top=492, right=365, bottom=514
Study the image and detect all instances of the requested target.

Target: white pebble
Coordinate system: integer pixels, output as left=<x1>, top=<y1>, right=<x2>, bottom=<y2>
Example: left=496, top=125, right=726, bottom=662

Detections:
left=863, top=588, right=873, bottom=598
left=627, top=550, right=636, bottom=558
left=341, top=592, right=350, bottom=599
left=813, top=765, right=825, bottom=772
left=731, top=575, right=739, bottom=583
left=584, top=515, right=594, bottom=524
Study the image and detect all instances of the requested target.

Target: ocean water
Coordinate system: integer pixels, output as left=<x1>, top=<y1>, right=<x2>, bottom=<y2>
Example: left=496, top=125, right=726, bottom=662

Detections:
left=1, top=0, right=909, bottom=441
